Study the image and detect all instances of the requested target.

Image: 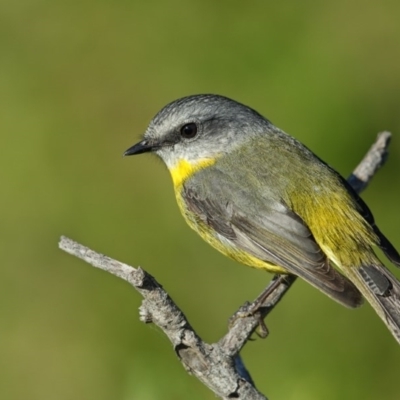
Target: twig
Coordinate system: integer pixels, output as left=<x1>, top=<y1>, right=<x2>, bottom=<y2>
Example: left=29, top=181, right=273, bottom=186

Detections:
left=59, top=132, right=391, bottom=399
left=347, top=131, right=391, bottom=192
left=59, top=237, right=267, bottom=399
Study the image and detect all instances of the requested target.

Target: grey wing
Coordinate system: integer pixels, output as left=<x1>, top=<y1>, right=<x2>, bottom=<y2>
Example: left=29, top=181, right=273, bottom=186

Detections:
left=183, top=170, right=363, bottom=308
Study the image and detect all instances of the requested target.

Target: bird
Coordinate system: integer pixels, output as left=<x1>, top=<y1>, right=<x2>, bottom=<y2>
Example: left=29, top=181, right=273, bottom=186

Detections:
left=124, top=94, right=400, bottom=344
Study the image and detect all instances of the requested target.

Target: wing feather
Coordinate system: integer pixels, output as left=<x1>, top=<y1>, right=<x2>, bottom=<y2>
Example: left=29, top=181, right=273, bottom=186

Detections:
left=182, top=168, right=363, bottom=308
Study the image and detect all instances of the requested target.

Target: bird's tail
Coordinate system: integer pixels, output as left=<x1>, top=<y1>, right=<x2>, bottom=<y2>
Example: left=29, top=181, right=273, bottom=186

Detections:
left=343, top=263, right=400, bottom=344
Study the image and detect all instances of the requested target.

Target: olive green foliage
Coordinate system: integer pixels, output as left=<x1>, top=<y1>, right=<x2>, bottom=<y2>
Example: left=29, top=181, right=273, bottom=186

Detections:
left=1, top=1, right=400, bottom=399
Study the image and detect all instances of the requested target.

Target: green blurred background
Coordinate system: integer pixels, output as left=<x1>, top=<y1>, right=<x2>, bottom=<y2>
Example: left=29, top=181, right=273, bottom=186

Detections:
left=2, top=1, right=400, bottom=399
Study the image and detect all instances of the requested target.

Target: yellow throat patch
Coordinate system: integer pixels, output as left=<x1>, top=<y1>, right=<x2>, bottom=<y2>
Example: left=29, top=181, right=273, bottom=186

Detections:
left=169, top=158, right=216, bottom=188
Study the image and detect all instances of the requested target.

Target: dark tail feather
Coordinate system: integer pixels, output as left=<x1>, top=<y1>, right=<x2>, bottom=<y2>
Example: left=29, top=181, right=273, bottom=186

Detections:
left=374, top=225, right=400, bottom=267
left=344, top=263, right=400, bottom=344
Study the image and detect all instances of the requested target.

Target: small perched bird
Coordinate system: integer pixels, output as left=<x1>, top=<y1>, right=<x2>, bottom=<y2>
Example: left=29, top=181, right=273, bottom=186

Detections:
left=125, top=94, right=400, bottom=344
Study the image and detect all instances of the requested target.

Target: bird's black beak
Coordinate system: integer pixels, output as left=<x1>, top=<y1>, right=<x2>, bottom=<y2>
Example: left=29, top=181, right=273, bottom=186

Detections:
left=124, top=140, right=154, bottom=156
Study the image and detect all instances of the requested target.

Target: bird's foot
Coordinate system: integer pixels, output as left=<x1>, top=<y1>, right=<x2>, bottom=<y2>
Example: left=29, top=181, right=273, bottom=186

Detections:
left=228, top=275, right=289, bottom=338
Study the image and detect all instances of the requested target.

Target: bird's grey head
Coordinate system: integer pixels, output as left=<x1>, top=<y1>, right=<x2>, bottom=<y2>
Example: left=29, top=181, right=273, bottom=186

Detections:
left=124, top=94, right=271, bottom=169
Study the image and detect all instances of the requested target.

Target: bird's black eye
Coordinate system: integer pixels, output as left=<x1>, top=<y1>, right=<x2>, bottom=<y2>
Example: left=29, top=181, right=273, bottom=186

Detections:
left=180, top=123, right=198, bottom=139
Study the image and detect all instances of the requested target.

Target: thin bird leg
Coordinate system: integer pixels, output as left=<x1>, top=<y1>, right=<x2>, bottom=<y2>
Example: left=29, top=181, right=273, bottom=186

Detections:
left=229, top=274, right=294, bottom=338
left=251, top=275, right=290, bottom=310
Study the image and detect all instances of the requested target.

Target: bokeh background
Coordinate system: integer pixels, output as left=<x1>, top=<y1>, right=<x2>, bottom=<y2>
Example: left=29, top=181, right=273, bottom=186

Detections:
left=2, top=1, right=400, bottom=399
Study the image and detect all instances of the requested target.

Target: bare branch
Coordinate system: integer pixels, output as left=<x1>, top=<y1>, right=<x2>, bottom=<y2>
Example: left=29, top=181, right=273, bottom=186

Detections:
left=59, top=132, right=391, bottom=399
left=347, top=131, right=391, bottom=192
left=59, top=236, right=267, bottom=399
